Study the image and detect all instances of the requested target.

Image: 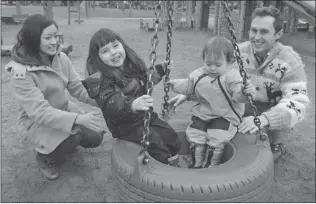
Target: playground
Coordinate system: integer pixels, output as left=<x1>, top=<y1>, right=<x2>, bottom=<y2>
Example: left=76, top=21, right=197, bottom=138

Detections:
left=1, top=2, right=315, bottom=203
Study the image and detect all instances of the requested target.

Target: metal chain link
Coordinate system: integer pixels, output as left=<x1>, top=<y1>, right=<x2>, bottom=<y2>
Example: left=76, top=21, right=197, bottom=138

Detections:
left=221, top=1, right=267, bottom=141
left=162, top=0, right=174, bottom=116
left=140, top=2, right=163, bottom=164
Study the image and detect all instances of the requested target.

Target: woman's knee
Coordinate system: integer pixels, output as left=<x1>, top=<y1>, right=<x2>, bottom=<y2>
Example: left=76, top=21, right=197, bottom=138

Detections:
left=79, top=126, right=104, bottom=148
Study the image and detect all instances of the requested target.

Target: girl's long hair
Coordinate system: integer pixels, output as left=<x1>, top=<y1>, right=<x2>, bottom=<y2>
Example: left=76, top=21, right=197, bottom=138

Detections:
left=86, top=28, right=147, bottom=86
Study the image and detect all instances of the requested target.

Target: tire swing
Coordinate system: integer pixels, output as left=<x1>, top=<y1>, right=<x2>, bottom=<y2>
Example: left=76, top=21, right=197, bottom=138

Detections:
left=111, top=1, right=274, bottom=202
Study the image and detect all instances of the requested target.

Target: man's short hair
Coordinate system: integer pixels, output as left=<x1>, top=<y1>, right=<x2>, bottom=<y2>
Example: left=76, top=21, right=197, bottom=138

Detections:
left=251, top=6, right=283, bottom=33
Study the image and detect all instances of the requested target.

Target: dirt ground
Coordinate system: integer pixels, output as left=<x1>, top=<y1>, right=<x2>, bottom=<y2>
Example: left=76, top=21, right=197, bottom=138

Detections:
left=1, top=7, right=315, bottom=203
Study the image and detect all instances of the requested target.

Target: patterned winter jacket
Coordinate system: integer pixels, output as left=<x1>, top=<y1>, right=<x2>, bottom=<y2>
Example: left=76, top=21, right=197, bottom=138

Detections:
left=237, top=41, right=309, bottom=130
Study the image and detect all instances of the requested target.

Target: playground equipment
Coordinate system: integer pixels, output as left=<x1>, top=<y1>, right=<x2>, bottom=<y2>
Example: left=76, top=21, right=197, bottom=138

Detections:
left=111, top=1, right=275, bottom=202
left=140, top=18, right=164, bottom=32
left=1, top=14, right=28, bottom=25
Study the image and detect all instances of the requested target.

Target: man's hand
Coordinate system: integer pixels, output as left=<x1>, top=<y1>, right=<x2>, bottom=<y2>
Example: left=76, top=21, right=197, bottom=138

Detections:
left=238, top=115, right=269, bottom=134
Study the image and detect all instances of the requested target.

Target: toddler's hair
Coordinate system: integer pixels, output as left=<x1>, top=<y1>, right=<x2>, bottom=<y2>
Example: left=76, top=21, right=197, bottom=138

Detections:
left=202, top=36, right=235, bottom=63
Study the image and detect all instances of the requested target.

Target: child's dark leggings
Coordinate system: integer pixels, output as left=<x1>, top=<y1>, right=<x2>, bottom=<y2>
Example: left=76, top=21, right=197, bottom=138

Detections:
left=119, top=115, right=182, bottom=164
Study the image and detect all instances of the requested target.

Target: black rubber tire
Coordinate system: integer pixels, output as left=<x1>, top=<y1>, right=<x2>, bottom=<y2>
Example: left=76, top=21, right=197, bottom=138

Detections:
left=111, top=130, right=274, bottom=202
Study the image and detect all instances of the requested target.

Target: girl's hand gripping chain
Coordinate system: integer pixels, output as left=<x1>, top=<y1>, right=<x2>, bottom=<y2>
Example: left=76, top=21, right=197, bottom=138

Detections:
left=131, top=95, right=154, bottom=112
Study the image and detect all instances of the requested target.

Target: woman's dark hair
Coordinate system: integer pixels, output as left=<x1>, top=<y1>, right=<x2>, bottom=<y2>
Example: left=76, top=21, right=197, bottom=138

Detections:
left=86, top=28, right=147, bottom=85
left=15, top=14, right=58, bottom=59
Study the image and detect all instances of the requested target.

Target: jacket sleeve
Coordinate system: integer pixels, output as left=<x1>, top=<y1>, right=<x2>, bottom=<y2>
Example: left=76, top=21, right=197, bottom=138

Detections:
left=10, top=68, right=79, bottom=134
left=82, top=77, right=135, bottom=119
left=225, top=69, right=248, bottom=103
left=148, top=63, right=167, bottom=85
left=171, top=78, right=191, bottom=95
left=262, top=48, right=309, bottom=130
left=63, top=53, right=97, bottom=107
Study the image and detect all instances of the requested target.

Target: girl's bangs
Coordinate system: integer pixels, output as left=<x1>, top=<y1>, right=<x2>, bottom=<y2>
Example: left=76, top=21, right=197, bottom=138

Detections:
left=97, top=30, right=118, bottom=50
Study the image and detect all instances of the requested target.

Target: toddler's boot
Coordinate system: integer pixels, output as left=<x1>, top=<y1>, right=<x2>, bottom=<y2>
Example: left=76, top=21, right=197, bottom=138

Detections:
left=209, top=146, right=224, bottom=167
left=189, top=143, right=206, bottom=169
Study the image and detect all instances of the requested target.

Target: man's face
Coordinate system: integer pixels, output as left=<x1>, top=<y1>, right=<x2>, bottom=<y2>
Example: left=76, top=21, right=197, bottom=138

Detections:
left=249, top=16, right=283, bottom=55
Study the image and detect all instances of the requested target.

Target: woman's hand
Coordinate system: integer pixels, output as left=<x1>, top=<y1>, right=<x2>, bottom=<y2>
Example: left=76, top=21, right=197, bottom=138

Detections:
left=131, top=95, right=154, bottom=112
left=75, top=112, right=105, bottom=133
left=238, top=115, right=269, bottom=134
left=167, top=94, right=187, bottom=108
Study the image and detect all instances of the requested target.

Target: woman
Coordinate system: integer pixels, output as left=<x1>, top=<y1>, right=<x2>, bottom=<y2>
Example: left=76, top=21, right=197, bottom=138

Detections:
left=5, top=14, right=105, bottom=180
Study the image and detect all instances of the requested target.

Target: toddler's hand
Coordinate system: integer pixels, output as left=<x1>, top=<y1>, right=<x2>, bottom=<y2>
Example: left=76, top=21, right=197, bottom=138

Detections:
left=167, top=94, right=187, bottom=107
left=243, top=80, right=256, bottom=98
left=131, top=95, right=154, bottom=112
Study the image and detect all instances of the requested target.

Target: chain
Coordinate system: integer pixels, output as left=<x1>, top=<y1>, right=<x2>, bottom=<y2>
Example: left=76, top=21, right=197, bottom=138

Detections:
left=221, top=1, right=266, bottom=141
left=162, top=0, right=174, bottom=116
left=140, top=2, right=163, bottom=164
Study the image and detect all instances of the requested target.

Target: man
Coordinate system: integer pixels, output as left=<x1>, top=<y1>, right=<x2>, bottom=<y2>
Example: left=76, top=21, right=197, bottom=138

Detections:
left=168, top=7, right=309, bottom=161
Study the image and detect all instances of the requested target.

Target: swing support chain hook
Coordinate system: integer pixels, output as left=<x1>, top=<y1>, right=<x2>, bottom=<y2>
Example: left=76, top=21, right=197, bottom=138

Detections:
left=221, top=1, right=267, bottom=142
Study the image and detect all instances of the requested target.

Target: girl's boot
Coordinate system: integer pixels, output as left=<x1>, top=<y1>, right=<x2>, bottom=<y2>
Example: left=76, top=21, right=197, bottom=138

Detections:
left=202, top=145, right=215, bottom=168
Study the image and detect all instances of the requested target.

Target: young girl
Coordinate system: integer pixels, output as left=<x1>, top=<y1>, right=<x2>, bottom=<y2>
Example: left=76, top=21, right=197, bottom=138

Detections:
left=168, top=36, right=256, bottom=168
left=82, top=28, right=182, bottom=166
left=5, top=14, right=105, bottom=180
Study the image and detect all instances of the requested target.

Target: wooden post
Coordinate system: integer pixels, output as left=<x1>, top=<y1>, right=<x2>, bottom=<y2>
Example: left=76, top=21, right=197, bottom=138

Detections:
left=43, top=1, right=54, bottom=20
left=16, top=1, right=22, bottom=15
left=67, top=0, right=71, bottom=25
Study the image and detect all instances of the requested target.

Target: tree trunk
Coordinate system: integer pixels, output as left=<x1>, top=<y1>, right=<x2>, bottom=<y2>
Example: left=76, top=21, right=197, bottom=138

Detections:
left=77, top=1, right=81, bottom=24
left=186, top=1, right=193, bottom=28
left=129, top=1, right=132, bottom=17
left=289, top=8, right=297, bottom=33
left=43, top=1, right=54, bottom=20
left=214, top=1, right=220, bottom=34
left=16, top=1, right=22, bottom=15
left=67, top=0, right=71, bottom=24
left=173, top=1, right=179, bottom=28
left=238, top=1, right=246, bottom=41
left=85, top=0, right=89, bottom=19
left=194, top=1, right=202, bottom=30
